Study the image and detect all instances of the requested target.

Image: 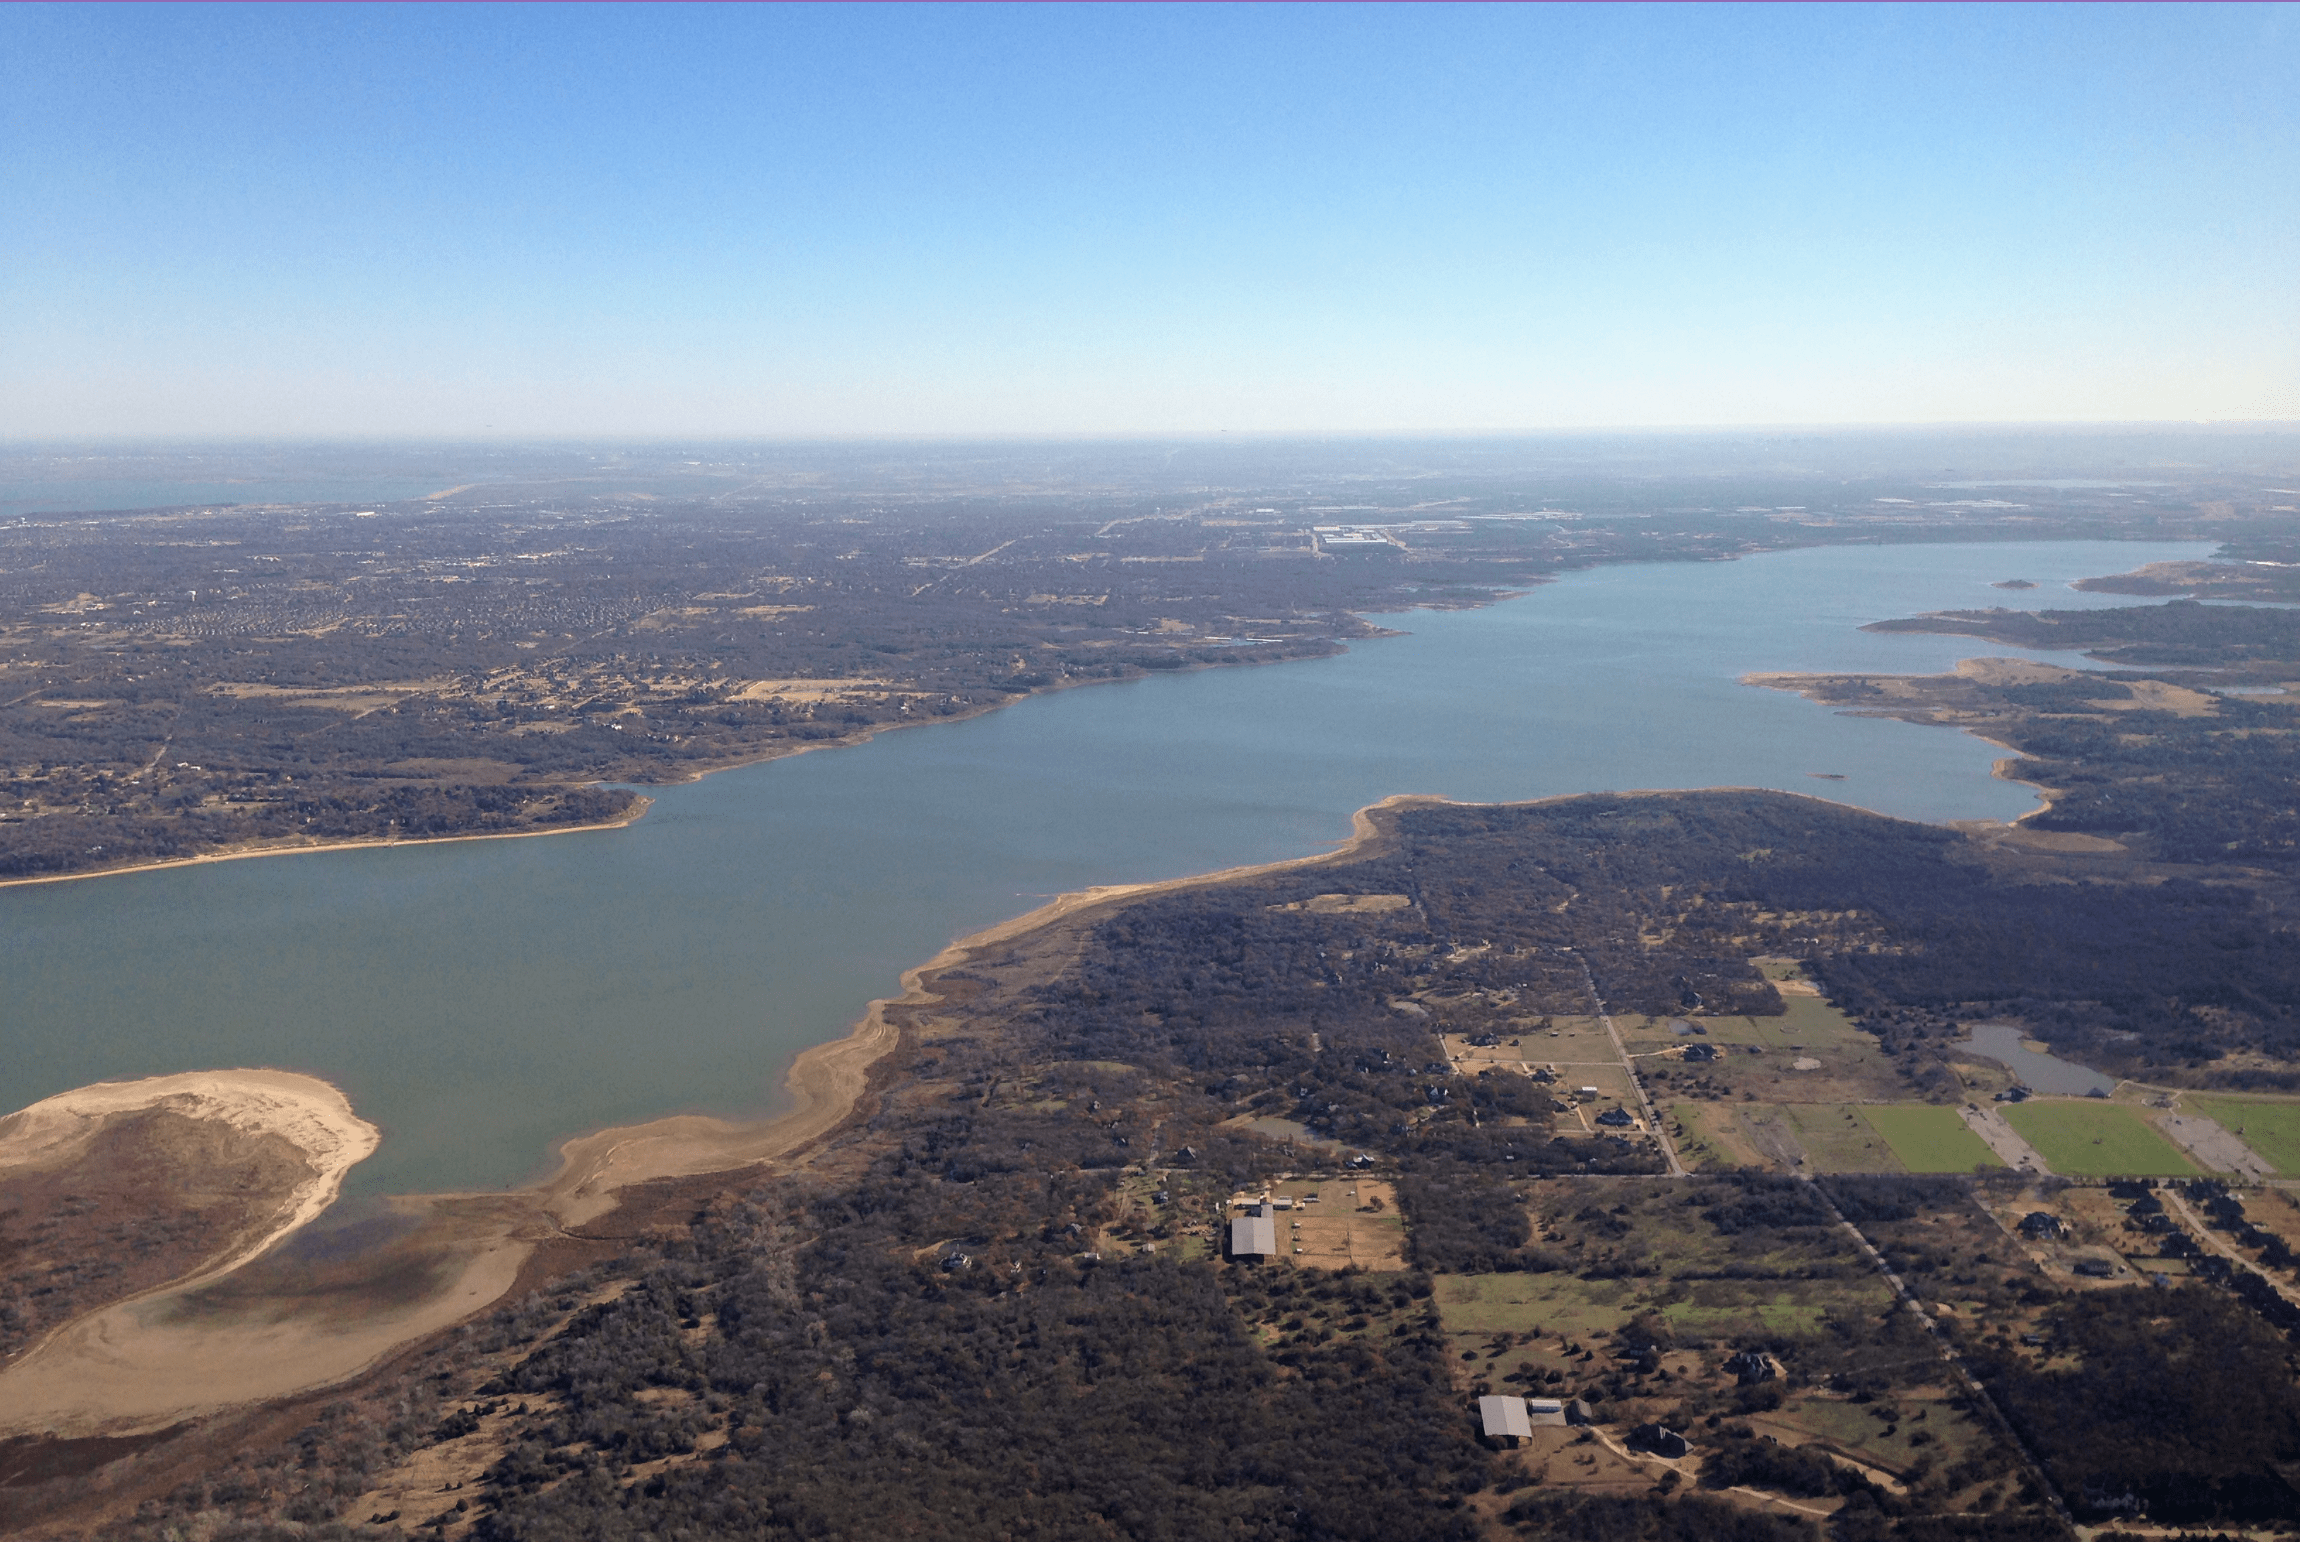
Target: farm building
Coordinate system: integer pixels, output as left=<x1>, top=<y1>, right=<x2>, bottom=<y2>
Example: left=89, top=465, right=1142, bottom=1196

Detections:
left=1479, top=1395, right=1533, bottom=1444
left=1229, top=1202, right=1277, bottom=1261
left=1525, top=1398, right=1568, bottom=1428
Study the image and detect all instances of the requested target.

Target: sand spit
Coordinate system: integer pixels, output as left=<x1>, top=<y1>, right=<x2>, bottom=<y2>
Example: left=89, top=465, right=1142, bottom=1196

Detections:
left=0, top=1071, right=394, bottom=1436
left=0, top=1210, right=528, bottom=1439
left=0, top=1070, right=378, bottom=1285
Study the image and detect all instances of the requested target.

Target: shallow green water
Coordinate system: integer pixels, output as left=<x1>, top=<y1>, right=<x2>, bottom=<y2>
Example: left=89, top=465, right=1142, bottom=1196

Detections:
left=0, top=539, right=2205, bottom=1193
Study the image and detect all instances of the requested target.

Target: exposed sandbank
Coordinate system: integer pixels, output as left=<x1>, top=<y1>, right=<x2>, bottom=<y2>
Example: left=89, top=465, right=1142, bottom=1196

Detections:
left=0, top=1069, right=379, bottom=1284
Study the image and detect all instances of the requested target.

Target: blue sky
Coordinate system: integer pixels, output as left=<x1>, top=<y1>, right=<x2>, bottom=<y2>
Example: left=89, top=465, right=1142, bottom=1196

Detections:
left=3, top=2, right=2295, bottom=437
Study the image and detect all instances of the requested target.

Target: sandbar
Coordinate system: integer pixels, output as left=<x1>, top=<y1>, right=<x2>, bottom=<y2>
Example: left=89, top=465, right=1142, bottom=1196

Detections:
left=0, top=1069, right=378, bottom=1285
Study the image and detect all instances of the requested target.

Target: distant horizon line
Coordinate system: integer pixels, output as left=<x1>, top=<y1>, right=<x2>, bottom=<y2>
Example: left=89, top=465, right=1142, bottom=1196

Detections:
left=6, top=419, right=2300, bottom=450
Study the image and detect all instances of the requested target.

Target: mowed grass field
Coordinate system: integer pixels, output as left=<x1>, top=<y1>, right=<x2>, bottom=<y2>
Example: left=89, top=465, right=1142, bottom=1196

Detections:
left=1865, top=1104, right=2004, bottom=1173
left=2002, top=1101, right=2200, bottom=1177
left=2185, top=1096, right=2300, bottom=1176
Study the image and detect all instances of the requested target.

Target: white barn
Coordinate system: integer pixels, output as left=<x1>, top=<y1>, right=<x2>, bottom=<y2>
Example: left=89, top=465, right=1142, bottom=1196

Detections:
left=1479, top=1395, right=1533, bottom=1441
left=1230, top=1202, right=1277, bottom=1260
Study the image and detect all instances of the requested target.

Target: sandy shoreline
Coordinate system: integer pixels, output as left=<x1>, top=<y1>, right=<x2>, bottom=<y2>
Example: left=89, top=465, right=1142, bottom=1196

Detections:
left=0, top=1071, right=391, bottom=1434
left=0, top=796, right=654, bottom=892
left=528, top=791, right=1442, bottom=1225
left=0, top=599, right=1448, bottom=896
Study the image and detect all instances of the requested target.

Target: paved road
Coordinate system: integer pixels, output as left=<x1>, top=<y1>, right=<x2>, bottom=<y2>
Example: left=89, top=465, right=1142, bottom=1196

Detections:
left=2158, top=1112, right=2276, bottom=1179
left=1961, top=1105, right=2050, bottom=1173
left=1570, top=950, right=1686, bottom=1177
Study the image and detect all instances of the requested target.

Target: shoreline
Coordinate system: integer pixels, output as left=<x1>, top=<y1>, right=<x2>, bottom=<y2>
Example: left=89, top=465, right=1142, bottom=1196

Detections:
left=1740, top=664, right=2060, bottom=825
left=0, top=794, right=1429, bottom=1434
left=0, top=623, right=1381, bottom=895
left=525, top=791, right=1440, bottom=1225
left=0, top=796, right=654, bottom=892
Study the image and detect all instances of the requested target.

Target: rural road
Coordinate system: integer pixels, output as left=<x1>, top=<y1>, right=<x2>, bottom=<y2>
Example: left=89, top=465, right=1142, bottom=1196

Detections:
left=1961, top=1105, right=2049, bottom=1173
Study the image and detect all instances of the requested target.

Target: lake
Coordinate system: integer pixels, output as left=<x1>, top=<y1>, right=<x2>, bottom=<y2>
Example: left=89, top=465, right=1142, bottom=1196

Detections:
left=0, top=539, right=2205, bottom=1194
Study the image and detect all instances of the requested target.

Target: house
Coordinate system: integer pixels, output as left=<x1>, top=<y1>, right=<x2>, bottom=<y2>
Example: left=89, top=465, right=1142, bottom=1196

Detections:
left=1595, top=1107, right=1636, bottom=1128
left=1479, top=1395, right=1533, bottom=1444
left=2072, top=1257, right=2115, bottom=1278
left=2016, top=1211, right=2064, bottom=1241
left=1682, top=1043, right=1718, bottom=1063
left=1722, top=1349, right=1777, bottom=1386
left=1230, top=1203, right=1277, bottom=1261
left=1627, top=1423, right=1690, bottom=1459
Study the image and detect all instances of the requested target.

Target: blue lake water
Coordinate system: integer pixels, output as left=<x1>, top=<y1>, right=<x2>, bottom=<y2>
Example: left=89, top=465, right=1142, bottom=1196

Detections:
left=0, top=539, right=2206, bottom=1194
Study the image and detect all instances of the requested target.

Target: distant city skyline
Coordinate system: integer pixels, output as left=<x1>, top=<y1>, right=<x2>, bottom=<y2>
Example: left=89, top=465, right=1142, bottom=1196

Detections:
left=3, top=2, right=2295, bottom=438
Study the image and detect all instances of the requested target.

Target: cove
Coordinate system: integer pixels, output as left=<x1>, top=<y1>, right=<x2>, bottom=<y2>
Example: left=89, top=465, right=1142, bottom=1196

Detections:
left=0, top=539, right=2208, bottom=1195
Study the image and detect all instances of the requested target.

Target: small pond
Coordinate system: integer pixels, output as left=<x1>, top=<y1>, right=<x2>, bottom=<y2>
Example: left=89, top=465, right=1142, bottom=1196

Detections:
left=1957, top=1023, right=2117, bottom=1096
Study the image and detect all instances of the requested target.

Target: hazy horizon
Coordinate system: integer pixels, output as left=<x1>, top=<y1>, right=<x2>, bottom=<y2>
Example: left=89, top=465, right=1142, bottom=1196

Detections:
left=6, top=3, right=2295, bottom=438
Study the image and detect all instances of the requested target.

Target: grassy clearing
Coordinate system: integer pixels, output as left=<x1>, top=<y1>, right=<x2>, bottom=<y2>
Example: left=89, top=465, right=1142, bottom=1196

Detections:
left=1434, top=1272, right=1637, bottom=1339
left=1433, top=1269, right=1882, bottom=1347
left=1730, top=1102, right=1901, bottom=1172
left=1865, top=1104, right=2004, bottom=1173
left=1654, top=1280, right=1866, bottom=1338
left=2185, top=1096, right=2300, bottom=1176
left=1670, top=1102, right=1766, bottom=1171
left=2001, top=1101, right=2200, bottom=1177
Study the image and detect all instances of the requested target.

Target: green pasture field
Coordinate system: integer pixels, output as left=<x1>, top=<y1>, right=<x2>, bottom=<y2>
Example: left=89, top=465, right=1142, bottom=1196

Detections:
left=2185, top=1096, right=2300, bottom=1176
left=2002, top=1101, right=2200, bottom=1177
left=1864, top=1103, right=2005, bottom=1173
left=1735, top=1102, right=1901, bottom=1172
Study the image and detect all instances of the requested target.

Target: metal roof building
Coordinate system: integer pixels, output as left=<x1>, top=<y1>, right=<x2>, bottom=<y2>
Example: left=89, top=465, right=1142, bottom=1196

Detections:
left=1230, top=1202, right=1277, bottom=1260
left=1525, top=1398, right=1568, bottom=1427
left=1479, top=1395, right=1533, bottom=1441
